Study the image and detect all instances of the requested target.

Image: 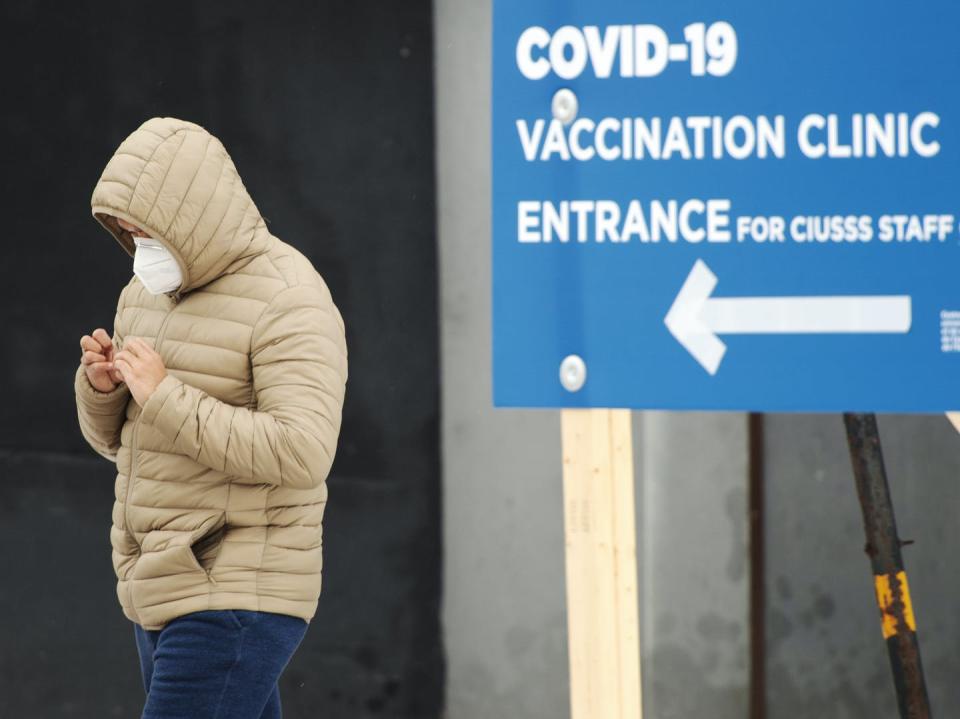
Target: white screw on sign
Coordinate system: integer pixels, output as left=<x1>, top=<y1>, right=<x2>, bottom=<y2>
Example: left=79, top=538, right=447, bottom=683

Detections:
left=552, top=88, right=579, bottom=125
left=560, top=354, right=587, bottom=392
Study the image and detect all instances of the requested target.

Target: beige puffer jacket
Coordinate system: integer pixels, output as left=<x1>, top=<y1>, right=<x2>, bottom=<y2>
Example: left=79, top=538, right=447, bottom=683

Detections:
left=73, top=117, right=348, bottom=630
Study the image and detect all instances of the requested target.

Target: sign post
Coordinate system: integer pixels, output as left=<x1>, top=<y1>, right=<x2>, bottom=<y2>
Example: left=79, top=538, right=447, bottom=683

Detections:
left=560, top=409, right=641, bottom=719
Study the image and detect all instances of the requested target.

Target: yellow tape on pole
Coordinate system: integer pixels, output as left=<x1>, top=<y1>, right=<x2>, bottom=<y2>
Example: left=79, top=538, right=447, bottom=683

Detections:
left=874, top=571, right=917, bottom=640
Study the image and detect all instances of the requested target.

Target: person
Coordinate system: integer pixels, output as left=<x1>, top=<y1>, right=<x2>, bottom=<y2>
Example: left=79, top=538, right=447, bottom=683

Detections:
left=74, top=116, right=348, bottom=718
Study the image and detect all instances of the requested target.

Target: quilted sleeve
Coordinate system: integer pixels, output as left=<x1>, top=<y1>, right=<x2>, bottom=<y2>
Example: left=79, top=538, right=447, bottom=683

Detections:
left=74, top=289, right=131, bottom=463
left=138, top=282, right=348, bottom=490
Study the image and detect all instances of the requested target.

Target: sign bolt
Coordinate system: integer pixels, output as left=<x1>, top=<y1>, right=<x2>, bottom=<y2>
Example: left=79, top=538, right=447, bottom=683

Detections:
left=560, top=354, right=587, bottom=392
left=552, top=88, right=579, bottom=125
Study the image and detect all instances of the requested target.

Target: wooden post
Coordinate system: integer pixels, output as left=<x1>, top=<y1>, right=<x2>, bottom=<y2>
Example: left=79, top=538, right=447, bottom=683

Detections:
left=945, top=412, right=960, bottom=434
left=561, top=409, right=643, bottom=719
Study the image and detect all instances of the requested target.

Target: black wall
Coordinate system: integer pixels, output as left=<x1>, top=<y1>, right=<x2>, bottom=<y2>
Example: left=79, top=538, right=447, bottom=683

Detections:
left=0, top=2, right=442, bottom=717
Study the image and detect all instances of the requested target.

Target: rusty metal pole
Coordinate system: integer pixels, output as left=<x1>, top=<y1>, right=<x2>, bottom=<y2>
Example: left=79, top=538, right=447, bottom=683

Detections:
left=843, top=413, right=931, bottom=719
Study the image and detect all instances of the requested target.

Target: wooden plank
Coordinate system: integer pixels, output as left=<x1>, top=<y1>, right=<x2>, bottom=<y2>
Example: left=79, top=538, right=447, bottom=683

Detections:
left=946, top=412, right=960, bottom=434
left=561, top=408, right=643, bottom=719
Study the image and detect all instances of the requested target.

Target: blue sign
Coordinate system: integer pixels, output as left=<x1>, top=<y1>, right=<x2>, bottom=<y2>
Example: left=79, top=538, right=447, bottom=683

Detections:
left=493, top=0, right=960, bottom=412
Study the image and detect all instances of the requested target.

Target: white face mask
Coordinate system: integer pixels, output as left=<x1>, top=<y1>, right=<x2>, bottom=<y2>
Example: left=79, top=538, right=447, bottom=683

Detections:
left=133, top=236, right=183, bottom=295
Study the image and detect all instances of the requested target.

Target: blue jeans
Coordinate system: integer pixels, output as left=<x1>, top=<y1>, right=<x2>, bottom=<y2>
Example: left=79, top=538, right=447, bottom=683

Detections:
left=134, top=609, right=309, bottom=719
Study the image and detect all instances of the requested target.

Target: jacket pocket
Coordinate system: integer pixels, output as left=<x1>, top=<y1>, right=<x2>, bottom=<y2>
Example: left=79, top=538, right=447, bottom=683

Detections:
left=132, top=515, right=225, bottom=586
left=188, top=515, right=227, bottom=575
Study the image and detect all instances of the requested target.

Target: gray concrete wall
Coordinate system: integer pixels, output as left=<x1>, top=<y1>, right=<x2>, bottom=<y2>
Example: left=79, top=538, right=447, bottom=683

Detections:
left=435, top=2, right=750, bottom=717
left=636, top=413, right=749, bottom=719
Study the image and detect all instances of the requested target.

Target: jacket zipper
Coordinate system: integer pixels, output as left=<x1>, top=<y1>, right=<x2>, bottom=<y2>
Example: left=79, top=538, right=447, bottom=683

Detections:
left=123, top=290, right=181, bottom=550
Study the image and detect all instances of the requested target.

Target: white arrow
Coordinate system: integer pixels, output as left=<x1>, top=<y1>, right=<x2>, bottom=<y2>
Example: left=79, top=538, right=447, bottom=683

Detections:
left=664, top=259, right=912, bottom=375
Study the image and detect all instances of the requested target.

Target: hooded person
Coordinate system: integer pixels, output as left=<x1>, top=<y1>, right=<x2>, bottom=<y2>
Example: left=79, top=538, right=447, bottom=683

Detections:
left=73, top=117, right=348, bottom=704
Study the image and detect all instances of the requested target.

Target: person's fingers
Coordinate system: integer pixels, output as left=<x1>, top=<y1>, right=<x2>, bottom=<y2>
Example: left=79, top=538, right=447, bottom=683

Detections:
left=114, top=350, right=138, bottom=368
left=124, top=338, right=146, bottom=358
left=113, top=358, right=133, bottom=377
left=91, top=328, right=113, bottom=351
left=81, top=349, right=107, bottom=365
left=87, top=360, right=114, bottom=375
left=129, top=337, right=158, bottom=357
left=80, top=335, right=104, bottom=354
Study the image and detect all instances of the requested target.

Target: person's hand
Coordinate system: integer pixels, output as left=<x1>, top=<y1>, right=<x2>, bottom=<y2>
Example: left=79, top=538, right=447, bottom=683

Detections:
left=113, top=337, right=169, bottom=407
left=80, top=328, right=124, bottom=392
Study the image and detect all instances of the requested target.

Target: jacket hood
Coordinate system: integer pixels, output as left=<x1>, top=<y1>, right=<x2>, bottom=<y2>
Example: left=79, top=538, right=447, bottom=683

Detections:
left=91, top=116, right=272, bottom=299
